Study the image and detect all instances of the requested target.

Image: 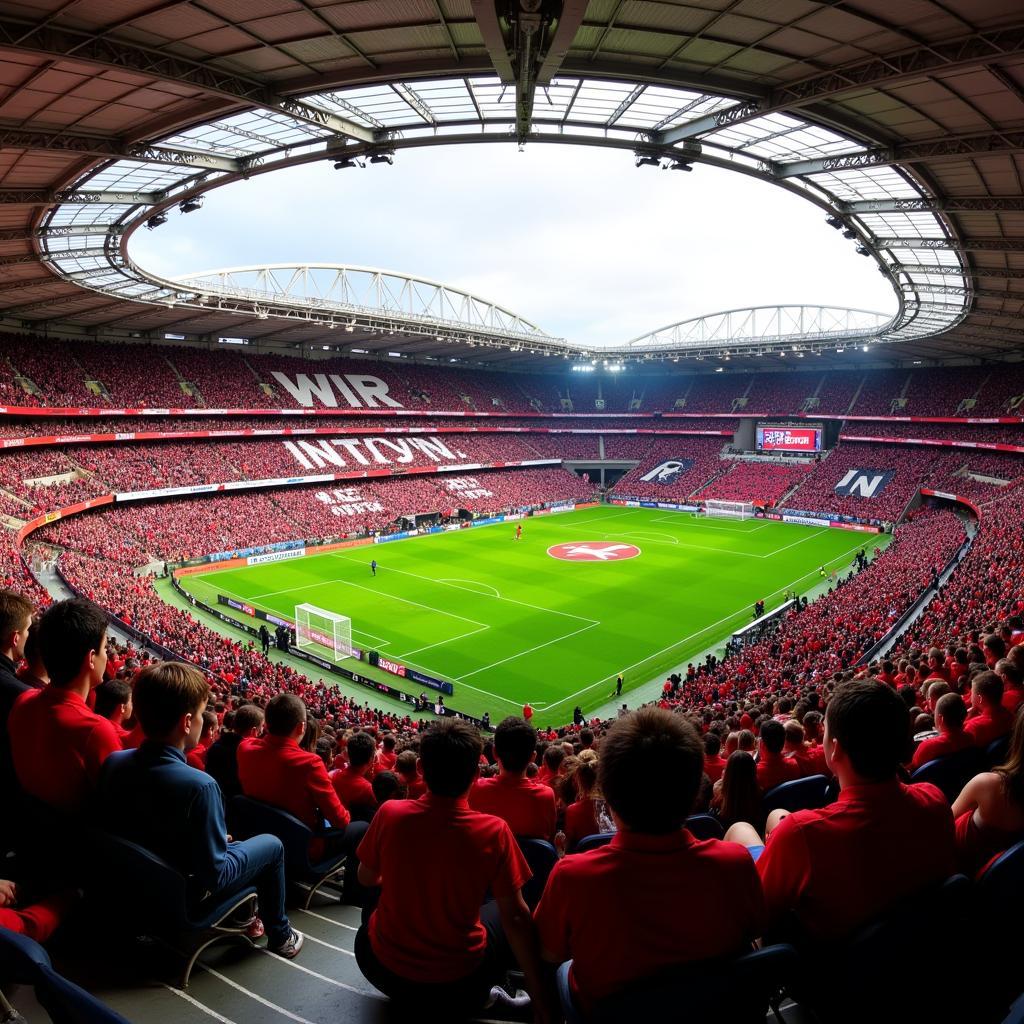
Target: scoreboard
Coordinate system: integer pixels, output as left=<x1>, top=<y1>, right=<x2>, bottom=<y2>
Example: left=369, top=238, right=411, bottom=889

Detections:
left=756, top=424, right=823, bottom=453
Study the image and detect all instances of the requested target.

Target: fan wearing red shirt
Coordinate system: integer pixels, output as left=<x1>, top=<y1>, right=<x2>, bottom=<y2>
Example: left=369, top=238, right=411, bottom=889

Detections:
left=755, top=719, right=801, bottom=791
left=394, top=749, right=426, bottom=799
left=702, top=733, right=727, bottom=784
left=94, top=678, right=135, bottom=748
left=8, top=598, right=122, bottom=813
left=726, top=680, right=955, bottom=944
left=783, top=720, right=828, bottom=778
left=376, top=733, right=398, bottom=773
left=996, top=659, right=1024, bottom=714
left=186, top=710, right=219, bottom=769
left=238, top=693, right=366, bottom=876
left=354, top=718, right=554, bottom=1020
left=469, top=716, right=556, bottom=840
left=331, top=731, right=378, bottom=820
left=911, top=693, right=973, bottom=769
left=965, top=672, right=1015, bottom=748
left=534, top=708, right=765, bottom=1015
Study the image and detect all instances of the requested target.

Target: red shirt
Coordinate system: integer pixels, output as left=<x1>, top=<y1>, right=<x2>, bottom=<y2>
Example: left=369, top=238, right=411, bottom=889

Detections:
left=468, top=773, right=557, bottom=840
left=1001, top=687, right=1024, bottom=714
left=789, top=745, right=829, bottom=778
left=238, top=734, right=351, bottom=856
left=911, top=729, right=973, bottom=769
left=8, top=687, right=121, bottom=812
left=756, top=779, right=955, bottom=940
left=703, top=754, right=726, bottom=784
left=357, top=793, right=530, bottom=982
left=186, top=745, right=208, bottom=770
left=534, top=830, right=765, bottom=1009
left=964, top=707, right=1015, bottom=748
left=331, top=764, right=377, bottom=814
left=756, top=751, right=801, bottom=791
left=564, top=799, right=601, bottom=849
left=522, top=705, right=533, bottom=721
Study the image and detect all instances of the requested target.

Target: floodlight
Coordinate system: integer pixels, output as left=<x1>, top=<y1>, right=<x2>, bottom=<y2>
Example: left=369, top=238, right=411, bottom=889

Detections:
left=635, top=154, right=661, bottom=168
left=666, top=159, right=693, bottom=171
left=855, top=245, right=871, bottom=256
left=842, top=229, right=857, bottom=239
left=333, top=157, right=363, bottom=169
left=145, top=213, right=167, bottom=230
left=178, top=197, right=203, bottom=213
left=369, top=151, right=395, bottom=165
left=825, top=216, right=844, bottom=230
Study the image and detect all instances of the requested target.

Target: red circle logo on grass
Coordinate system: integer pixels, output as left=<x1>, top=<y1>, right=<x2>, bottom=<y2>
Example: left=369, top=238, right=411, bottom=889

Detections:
left=547, top=542, right=641, bottom=562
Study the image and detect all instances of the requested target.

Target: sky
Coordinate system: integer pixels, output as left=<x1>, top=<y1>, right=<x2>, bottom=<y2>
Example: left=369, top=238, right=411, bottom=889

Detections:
left=130, top=142, right=896, bottom=349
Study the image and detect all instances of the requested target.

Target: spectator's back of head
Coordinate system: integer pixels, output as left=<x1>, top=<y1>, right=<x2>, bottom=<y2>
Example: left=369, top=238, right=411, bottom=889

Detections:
left=94, top=678, right=131, bottom=721
left=759, top=719, right=786, bottom=755
left=825, top=680, right=908, bottom=782
left=372, top=770, right=404, bottom=804
left=264, top=693, right=307, bottom=737
left=703, top=733, right=721, bottom=757
left=935, top=692, right=967, bottom=731
left=419, top=719, right=482, bottom=797
left=37, top=598, right=108, bottom=688
left=543, top=743, right=565, bottom=772
left=493, top=715, right=537, bottom=773
left=233, top=703, right=264, bottom=737
left=598, top=708, right=703, bottom=835
left=395, top=749, right=418, bottom=780
left=0, top=591, right=34, bottom=660
left=347, top=730, right=377, bottom=768
left=973, top=671, right=1004, bottom=708
left=133, top=662, right=210, bottom=742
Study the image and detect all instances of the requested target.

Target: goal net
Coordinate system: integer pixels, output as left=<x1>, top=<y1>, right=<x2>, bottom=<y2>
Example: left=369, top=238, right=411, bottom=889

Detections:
left=295, top=603, right=353, bottom=662
left=704, top=499, right=755, bottom=521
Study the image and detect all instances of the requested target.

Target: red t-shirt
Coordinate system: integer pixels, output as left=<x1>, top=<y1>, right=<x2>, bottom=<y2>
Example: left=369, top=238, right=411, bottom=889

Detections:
left=790, top=744, right=829, bottom=778
left=964, top=707, right=1015, bottom=748
left=911, top=729, right=973, bottom=769
left=468, top=773, right=557, bottom=840
left=534, top=830, right=765, bottom=1009
left=1001, top=687, right=1024, bottom=715
left=8, top=687, right=121, bottom=812
left=357, top=793, right=530, bottom=982
left=331, top=765, right=378, bottom=814
left=564, top=799, right=601, bottom=849
left=756, top=779, right=955, bottom=940
left=703, top=754, right=726, bottom=784
left=756, top=751, right=801, bottom=791
left=238, top=734, right=351, bottom=854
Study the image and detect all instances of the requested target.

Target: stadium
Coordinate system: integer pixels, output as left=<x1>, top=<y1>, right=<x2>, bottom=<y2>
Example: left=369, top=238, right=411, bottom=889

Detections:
left=1, top=0, right=1023, bottom=1021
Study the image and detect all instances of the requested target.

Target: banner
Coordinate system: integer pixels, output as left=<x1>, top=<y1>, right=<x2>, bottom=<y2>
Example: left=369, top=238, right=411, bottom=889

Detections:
left=247, top=548, right=306, bottom=566
left=756, top=425, right=822, bottom=452
left=833, top=468, right=895, bottom=499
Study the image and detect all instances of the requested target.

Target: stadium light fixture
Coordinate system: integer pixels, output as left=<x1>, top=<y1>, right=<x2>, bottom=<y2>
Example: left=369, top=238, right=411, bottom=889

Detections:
left=825, top=216, right=844, bottom=230
left=369, top=151, right=395, bottom=165
left=333, top=156, right=364, bottom=169
left=666, top=159, right=693, bottom=172
left=855, top=245, right=871, bottom=256
left=842, top=229, right=857, bottom=240
left=351, top=347, right=368, bottom=353
left=145, top=213, right=167, bottom=230
left=178, top=196, right=203, bottom=214
left=634, top=153, right=661, bottom=168
left=715, top=366, right=724, bottom=373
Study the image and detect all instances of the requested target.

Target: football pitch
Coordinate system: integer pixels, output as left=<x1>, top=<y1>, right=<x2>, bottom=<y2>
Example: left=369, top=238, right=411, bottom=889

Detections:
left=178, top=506, right=884, bottom=722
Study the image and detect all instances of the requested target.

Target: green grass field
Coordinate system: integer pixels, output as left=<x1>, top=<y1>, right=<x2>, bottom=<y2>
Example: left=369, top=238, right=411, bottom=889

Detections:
left=177, top=506, right=884, bottom=722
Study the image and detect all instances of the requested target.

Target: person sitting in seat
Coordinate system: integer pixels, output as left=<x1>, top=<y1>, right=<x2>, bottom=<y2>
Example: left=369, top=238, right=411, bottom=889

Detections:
left=331, top=731, right=378, bottom=820
left=97, top=662, right=303, bottom=959
left=951, top=709, right=1024, bottom=875
left=965, top=672, right=1015, bottom=748
left=534, top=708, right=765, bottom=1015
left=8, top=598, right=122, bottom=813
left=205, top=703, right=264, bottom=800
left=911, top=693, right=972, bottom=769
left=469, top=716, right=556, bottom=841
left=725, top=680, right=955, bottom=943
left=354, top=718, right=552, bottom=1020
left=93, top=678, right=134, bottom=746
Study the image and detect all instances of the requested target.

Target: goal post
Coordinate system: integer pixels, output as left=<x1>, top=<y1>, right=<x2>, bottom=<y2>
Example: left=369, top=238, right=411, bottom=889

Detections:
left=704, top=499, right=755, bottom=521
left=295, top=603, right=353, bottom=662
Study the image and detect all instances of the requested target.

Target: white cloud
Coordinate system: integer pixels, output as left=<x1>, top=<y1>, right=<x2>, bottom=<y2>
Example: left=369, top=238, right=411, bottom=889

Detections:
left=130, top=143, right=896, bottom=347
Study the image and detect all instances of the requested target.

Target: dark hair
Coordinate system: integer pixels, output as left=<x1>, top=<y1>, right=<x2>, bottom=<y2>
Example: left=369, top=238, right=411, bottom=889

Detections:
left=579, top=728, right=594, bottom=746
left=264, top=693, right=307, bottom=737
left=973, top=671, right=1004, bottom=706
left=346, top=731, right=377, bottom=768
left=493, top=716, right=537, bottom=773
left=395, top=749, right=418, bottom=778
left=419, top=719, right=482, bottom=797
left=94, top=678, right=131, bottom=720
left=935, top=692, right=967, bottom=730
left=759, top=719, right=786, bottom=754
left=233, top=704, right=264, bottom=735
left=718, top=751, right=762, bottom=831
left=372, top=770, right=405, bottom=804
left=783, top=720, right=804, bottom=745
left=0, top=591, right=33, bottom=654
left=599, top=708, right=703, bottom=834
left=825, top=680, right=909, bottom=781
left=37, top=597, right=108, bottom=687
left=133, top=662, right=210, bottom=740
left=703, top=733, right=721, bottom=757
left=543, top=744, right=565, bottom=770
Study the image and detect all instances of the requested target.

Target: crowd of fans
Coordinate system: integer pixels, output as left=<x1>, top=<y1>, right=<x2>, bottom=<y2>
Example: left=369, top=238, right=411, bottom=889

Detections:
left=694, top=461, right=813, bottom=505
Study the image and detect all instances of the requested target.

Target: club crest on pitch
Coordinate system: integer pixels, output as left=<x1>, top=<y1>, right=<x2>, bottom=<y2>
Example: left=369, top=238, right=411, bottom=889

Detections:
left=547, top=542, right=641, bottom=562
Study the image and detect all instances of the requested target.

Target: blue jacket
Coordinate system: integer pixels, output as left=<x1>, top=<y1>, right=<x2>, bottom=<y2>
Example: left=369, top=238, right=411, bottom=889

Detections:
left=98, top=740, right=232, bottom=892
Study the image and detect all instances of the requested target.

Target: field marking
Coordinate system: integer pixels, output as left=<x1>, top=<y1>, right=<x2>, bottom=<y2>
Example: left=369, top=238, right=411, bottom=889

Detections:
left=535, top=534, right=873, bottom=715
left=253, top=577, right=489, bottom=629
left=615, top=531, right=679, bottom=545
left=651, top=514, right=768, bottom=533
left=438, top=577, right=501, bottom=598
left=331, top=554, right=600, bottom=626
left=454, top=620, right=600, bottom=681
left=764, top=529, right=822, bottom=558
left=397, top=623, right=490, bottom=659
left=549, top=509, right=634, bottom=527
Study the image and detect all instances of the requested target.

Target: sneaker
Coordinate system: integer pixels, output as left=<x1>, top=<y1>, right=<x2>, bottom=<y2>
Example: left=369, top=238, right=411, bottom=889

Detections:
left=268, top=928, right=304, bottom=959
left=244, top=917, right=265, bottom=940
left=486, top=985, right=531, bottom=1010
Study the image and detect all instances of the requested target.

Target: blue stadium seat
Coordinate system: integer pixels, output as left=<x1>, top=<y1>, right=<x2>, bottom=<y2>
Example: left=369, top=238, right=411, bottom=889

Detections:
left=516, top=837, right=558, bottom=909
left=789, top=874, right=971, bottom=1024
left=972, top=840, right=1024, bottom=1021
left=684, top=814, right=724, bottom=840
left=762, top=774, right=830, bottom=815
left=569, top=832, right=613, bottom=855
left=986, top=734, right=1011, bottom=768
left=230, top=795, right=348, bottom=909
left=86, top=830, right=257, bottom=989
left=556, top=943, right=798, bottom=1024
left=0, top=928, right=133, bottom=1024
left=910, top=747, right=986, bottom=803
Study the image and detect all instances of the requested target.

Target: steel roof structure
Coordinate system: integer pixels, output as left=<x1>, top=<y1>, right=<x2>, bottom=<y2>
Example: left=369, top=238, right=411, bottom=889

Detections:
left=0, top=0, right=1022, bottom=368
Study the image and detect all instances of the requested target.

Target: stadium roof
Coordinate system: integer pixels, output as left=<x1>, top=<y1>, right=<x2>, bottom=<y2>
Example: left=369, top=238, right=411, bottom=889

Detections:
left=0, top=0, right=1022, bottom=368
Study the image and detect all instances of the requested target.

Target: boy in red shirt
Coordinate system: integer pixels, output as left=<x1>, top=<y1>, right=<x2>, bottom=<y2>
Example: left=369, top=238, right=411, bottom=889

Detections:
left=8, top=598, right=121, bottom=813
left=755, top=719, right=801, bottom=790
left=964, top=672, right=1015, bottom=748
left=93, top=678, right=135, bottom=747
left=469, top=715, right=556, bottom=840
left=911, top=692, right=972, bottom=768
left=534, top=708, right=765, bottom=1014
left=355, top=718, right=553, bottom=1020
left=331, top=731, right=378, bottom=820
left=394, top=749, right=426, bottom=798
left=703, top=732, right=727, bottom=784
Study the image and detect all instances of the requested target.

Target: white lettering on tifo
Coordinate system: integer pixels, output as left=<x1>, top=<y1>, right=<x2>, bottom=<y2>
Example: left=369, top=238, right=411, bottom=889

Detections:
left=283, top=436, right=467, bottom=471
left=270, top=371, right=403, bottom=409
left=315, top=487, right=387, bottom=517
left=444, top=476, right=494, bottom=499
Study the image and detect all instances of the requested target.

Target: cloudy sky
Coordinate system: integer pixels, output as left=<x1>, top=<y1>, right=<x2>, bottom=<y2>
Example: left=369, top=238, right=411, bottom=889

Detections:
left=131, top=142, right=895, bottom=348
